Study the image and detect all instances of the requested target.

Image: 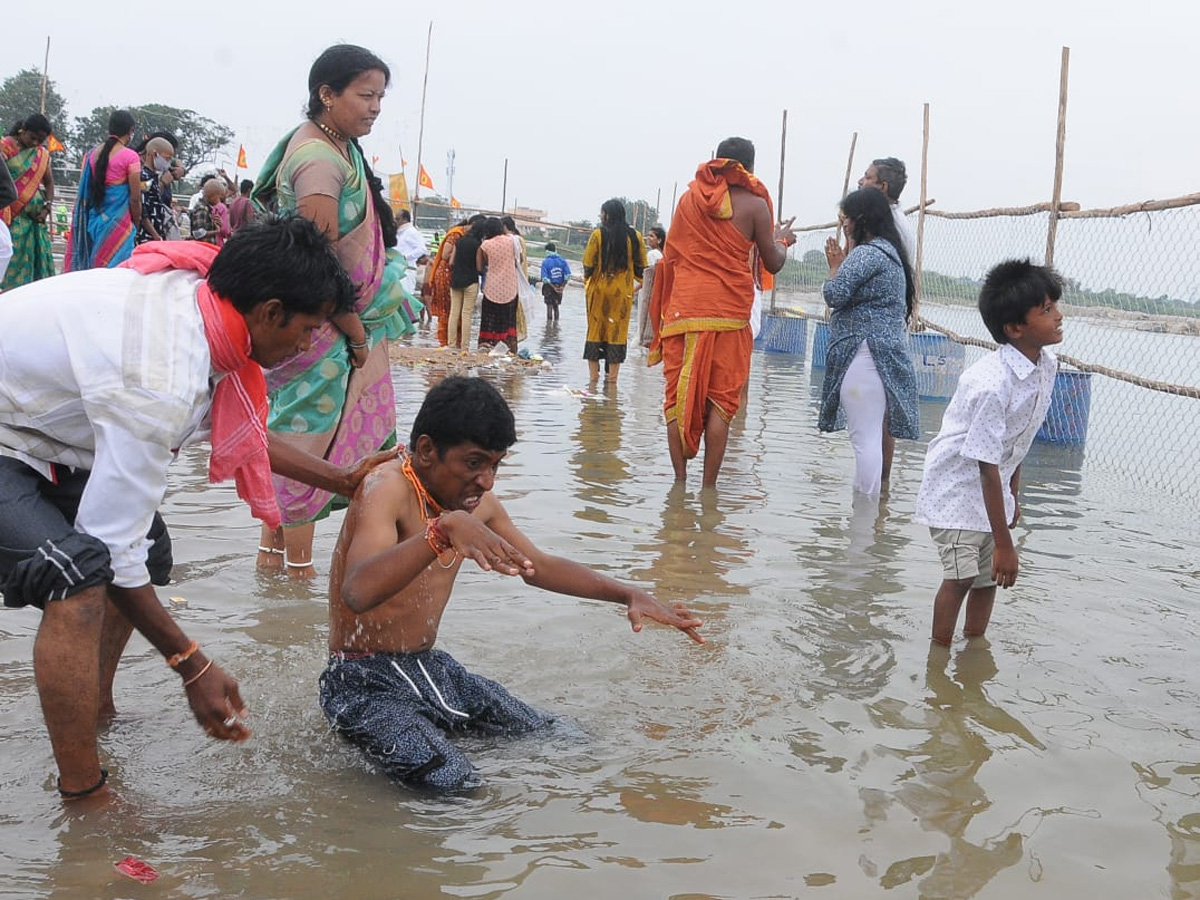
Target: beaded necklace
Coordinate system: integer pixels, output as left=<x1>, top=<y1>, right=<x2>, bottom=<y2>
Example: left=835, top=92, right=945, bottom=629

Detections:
left=400, top=452, right=444, bottom=522
left=314, top=118, right=348, bottom=143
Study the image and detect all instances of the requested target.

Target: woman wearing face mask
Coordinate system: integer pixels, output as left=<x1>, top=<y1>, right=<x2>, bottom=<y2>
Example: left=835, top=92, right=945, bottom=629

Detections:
left=250, top=43, right=421, bottom=579
left=66, top=110, right=143, bottom=271
left=1, top=114, right=57, bottom=288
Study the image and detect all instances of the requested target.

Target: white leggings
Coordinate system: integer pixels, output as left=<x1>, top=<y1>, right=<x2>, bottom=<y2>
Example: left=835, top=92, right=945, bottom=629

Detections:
left=0, top=221, right=12, bottom=284
left=839, top=340, right=887, bottom=496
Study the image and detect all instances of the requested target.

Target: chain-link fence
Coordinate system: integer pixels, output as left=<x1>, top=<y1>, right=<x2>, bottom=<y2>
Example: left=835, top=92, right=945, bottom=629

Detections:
left=766, top=195, right=1200, bottom=509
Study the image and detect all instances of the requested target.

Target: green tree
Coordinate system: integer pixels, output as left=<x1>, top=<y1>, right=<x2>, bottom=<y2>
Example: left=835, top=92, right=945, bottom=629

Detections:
left=614, top=197, right=659, bottom=233
left=73, top=103, right=235, bottom=172
left=0, top=68, right=71, bottom=182
left=0, top=68, right=69, bottom=135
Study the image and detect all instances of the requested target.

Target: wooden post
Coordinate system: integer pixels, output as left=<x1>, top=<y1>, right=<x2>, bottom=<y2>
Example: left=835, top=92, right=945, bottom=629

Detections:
left=1045, top=46, right=1071, bottom=266
left=413, top=21, right=433, bottom=217
left=771, top=108, right=788, bottom=314
left=827, top=132, right=857, bottom=322
left=914, top=103, right=931, bottom=324
left=39, top=37, right=50, bottom=114
left=841, top=131, right=858, bottom=199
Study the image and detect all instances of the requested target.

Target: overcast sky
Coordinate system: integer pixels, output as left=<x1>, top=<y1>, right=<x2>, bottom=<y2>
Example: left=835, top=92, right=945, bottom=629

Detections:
left=7, top=0, right=1199, bottom=227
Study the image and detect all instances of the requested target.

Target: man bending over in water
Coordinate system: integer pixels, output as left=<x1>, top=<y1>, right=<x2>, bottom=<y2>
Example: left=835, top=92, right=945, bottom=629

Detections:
left=320, top=375, right=704, bottom=791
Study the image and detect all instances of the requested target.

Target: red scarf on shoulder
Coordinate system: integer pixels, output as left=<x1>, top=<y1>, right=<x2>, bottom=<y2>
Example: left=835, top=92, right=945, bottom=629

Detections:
left=121, top=242, right=281, bottom=528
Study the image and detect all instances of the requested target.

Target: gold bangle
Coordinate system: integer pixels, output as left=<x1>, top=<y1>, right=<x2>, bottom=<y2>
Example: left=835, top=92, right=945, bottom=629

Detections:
left=182, top=659, right=214, bottom=688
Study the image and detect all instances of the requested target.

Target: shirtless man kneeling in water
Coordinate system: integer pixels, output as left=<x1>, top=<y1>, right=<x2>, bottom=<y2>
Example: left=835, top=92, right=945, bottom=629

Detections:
left=320, top=375, right=704, bottom=791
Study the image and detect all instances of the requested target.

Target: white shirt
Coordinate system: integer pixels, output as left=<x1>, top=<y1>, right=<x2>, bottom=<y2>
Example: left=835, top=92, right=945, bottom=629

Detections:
left=915, top=344, right=1058, bottom=531
left=395, top=222, right=429, bottom=267
left=891, top=203, right=917, bottom=269
left=0, top=269, right=216, bottom=587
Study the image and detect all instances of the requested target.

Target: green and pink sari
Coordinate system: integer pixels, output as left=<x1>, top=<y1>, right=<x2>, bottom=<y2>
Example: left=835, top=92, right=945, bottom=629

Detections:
left=253, top=126, right=422, bottom=525
left=1, top=137, right=55, bottom=289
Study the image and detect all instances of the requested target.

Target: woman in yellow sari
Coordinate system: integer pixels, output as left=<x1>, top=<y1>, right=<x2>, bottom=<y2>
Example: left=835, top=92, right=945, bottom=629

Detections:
left=583, top=198, right=646, bottom=384
left=1, top=114, right=56, bottom=289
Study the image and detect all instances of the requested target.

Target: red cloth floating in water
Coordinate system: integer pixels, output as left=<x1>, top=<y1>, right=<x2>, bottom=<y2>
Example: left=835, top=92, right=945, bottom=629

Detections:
left=114, top=856, right=159, bottom=884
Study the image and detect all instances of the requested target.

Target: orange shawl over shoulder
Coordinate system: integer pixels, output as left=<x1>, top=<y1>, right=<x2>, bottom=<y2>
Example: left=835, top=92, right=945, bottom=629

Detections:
left=649, top=158, right=773, bottom=363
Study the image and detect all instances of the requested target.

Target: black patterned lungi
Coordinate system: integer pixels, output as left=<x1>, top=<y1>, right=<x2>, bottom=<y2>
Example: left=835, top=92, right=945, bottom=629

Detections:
left=319, top=648, right=553, bottom=791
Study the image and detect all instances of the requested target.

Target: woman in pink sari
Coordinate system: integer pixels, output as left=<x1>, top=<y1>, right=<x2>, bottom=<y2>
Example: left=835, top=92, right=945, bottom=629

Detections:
left=1, top=114, right=56, bottom=289
left=252, top=44, right=420, bottom=578
left=66, top=110, right=142, bottom=271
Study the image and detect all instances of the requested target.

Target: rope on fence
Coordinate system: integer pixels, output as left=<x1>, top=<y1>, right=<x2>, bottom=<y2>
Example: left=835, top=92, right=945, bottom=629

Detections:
left=916, top=318, right=1200, bottom=400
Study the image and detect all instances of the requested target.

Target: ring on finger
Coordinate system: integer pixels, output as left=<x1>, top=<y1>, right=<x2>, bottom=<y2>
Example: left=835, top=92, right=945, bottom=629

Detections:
left=223, top=716, right=238, bottom=728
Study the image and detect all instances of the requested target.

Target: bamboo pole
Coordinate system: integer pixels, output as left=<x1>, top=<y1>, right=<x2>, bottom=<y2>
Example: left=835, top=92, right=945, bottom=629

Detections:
left=39, top=37, right=50, bottom=114
left=841, top=132, right=858, bottom=199
left=796, top=199, right=937, bottom=234
left=1059, top=193, right=1200, bottom=217
left=413, top=21, right=433, bottom=215
left=926, top=200, right=1079, bottom=219
left=669, top=181, right=678, bottom=226
left=772, top=108, right=788, bottom=314
left=1045, top=46, right=1071, bottom=266
left=654, top=187, right=661, bottom=224
left=500, top=158, right=508, bottom=212
left=914, top=103, right=930, bottom=324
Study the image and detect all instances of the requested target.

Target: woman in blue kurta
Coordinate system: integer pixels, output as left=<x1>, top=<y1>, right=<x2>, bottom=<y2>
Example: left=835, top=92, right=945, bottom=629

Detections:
left=821, top=187, right=919, bottom=496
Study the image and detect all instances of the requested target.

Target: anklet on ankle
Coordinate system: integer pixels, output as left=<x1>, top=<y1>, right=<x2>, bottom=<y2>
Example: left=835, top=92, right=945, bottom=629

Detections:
left=257, top=546, right=284, bottom=554
left=58, top=768, right=108, bottom=799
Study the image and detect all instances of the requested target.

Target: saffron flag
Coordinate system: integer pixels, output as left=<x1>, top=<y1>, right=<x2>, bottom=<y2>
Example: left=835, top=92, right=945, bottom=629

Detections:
left=450, top=196, right=462, bottom=209
left=236, top=145, right=248, bottom=169
left=47, top=134, right=65, bottom=153
left=418, top=165, right=434, bottom=190
left=389, top=172, right=411, bottom=210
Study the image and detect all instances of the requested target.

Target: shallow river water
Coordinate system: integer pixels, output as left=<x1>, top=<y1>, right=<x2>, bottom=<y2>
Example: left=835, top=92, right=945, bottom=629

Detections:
left=1, top=287, right=1198, bottom=899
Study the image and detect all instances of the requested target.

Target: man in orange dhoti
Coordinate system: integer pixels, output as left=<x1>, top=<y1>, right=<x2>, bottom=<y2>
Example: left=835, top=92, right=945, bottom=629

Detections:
left=649, top=138, right=795, bottom=486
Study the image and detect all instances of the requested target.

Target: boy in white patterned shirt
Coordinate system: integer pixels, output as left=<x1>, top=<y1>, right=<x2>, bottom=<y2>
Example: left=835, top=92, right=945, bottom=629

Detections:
left=915, top=259, right=1065, bottom=646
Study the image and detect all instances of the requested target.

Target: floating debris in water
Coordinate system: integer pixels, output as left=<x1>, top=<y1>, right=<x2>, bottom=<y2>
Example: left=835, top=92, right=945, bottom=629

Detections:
left=114, top=856, right=159, bottom=884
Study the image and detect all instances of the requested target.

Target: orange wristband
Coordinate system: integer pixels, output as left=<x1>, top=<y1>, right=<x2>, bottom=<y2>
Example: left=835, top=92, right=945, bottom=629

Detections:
left=425, top=516, right=453, bottom=557
left=166, top=640, right=199, bottom=669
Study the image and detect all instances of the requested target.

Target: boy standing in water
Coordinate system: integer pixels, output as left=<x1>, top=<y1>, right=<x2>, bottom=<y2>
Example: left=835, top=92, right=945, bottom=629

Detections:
left=320, top=376, right=703, bottom=791
left=916, top=259, right=1064, bottom=646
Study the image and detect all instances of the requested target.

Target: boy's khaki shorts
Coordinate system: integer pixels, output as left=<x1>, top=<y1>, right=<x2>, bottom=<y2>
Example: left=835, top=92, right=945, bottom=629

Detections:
left=929, top=528, right=996, bottom=589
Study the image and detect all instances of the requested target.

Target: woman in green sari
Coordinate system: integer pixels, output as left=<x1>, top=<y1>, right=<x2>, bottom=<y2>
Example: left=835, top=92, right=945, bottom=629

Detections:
left=252, top=44, right=421, bottom=578
left=1, top=114, right=56, bottom=290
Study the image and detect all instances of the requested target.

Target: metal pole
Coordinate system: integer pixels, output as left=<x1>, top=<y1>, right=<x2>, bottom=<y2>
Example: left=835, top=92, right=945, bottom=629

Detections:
left=501, top=158, right=508, bottom=213
left=1045, top=46, right=1071, bottom=267
left=669, top=181, right=677, bottom=226
left=914, top=103, right=931, bottom=325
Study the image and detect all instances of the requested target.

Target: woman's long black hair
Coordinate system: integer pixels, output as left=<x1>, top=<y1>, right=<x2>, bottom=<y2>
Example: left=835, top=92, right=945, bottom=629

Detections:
left=306, top=44, right=397, bottom=248
left=840, top=187, right=915, bottom=321
left=88, top=109, right=135, bottom=210
left=598, top=198, right=642, bottom=276
left=5, top=113, right=52, bottom=138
